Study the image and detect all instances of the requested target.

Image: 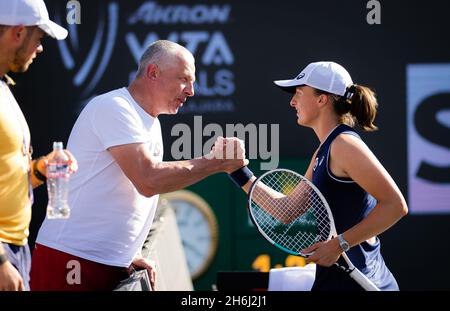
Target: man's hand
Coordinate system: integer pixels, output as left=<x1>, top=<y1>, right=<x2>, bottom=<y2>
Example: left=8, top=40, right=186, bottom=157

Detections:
left=0, top=261, right=24, bottom=291
left=38, top=149, right=79, bottom=176
left=129, top=255, right=156, bottom=290
left=207, top=136, right=249, bottom=173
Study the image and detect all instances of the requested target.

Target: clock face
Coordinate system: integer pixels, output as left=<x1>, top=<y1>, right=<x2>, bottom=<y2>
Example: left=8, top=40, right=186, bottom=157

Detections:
left=162, top=191, right=218, bottom=279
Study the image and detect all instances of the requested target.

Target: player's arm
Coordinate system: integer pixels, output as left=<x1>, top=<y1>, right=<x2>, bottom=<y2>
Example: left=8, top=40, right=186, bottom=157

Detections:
left=242, top=147, right=318, bottom=193
left=109, top=141, right=247, bottom=197
left=238, top=147, right=320, bottom=194
left=304, top=135, right=408, bottom=267
left=240, top=175, right=256, bottom=194
left=330, top=135, right=408, bottom=248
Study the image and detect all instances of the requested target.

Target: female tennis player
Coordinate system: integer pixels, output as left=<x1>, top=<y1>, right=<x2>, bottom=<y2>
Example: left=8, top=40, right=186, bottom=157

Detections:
left=229, top=61, right=408, bottom=291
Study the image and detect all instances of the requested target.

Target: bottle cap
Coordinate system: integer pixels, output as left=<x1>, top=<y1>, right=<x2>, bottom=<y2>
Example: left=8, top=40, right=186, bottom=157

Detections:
left=53, top=141, right=64, bottom=150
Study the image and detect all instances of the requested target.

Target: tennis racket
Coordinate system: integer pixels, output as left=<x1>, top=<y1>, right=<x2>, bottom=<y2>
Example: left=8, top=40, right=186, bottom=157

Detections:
left=247, top=168, right=380, bottom=291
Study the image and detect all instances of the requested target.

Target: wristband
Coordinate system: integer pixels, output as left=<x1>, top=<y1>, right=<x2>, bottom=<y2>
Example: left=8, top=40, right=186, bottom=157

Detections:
left=228, top=166, right=254, bottom=187
left=33, top=157, right=47, bottom=183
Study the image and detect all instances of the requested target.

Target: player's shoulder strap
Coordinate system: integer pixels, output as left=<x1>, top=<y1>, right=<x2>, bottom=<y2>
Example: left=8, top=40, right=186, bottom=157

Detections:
left=318, top=124, right=360, bottom=155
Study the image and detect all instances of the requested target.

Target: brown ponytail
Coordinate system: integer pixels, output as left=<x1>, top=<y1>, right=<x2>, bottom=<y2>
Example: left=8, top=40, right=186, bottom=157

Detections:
left=348, top=85, right=378, bottom=131
left=315, top=84, right=378, bottom=131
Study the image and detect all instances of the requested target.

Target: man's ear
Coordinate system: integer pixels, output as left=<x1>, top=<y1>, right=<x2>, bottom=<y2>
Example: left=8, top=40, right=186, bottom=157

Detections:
left=9, top=25, right=27, bottom=43
left=146, top=64, right=159, bottom=80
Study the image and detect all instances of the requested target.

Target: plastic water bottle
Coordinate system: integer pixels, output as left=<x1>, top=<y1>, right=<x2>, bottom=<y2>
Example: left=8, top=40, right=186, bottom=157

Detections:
left=46, top=142, right=70, bottom=219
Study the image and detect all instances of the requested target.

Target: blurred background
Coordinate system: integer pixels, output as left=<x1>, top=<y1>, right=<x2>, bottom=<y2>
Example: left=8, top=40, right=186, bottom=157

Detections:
left=10, top=0, right=450, bottom=290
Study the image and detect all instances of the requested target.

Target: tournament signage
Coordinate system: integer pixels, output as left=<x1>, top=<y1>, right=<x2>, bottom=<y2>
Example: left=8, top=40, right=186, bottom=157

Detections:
left=54, top=1, right=236, bottom=114
left=407, top=64, right=450, bottom=214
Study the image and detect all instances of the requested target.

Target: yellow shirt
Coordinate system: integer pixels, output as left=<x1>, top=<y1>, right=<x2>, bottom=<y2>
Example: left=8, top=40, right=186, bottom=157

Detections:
left=0, top=76, right=32, bottom=246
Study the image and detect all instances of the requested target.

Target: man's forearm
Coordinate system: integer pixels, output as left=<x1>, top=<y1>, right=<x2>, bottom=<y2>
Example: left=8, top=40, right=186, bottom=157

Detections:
left=140, top=156, right=224, bottom=197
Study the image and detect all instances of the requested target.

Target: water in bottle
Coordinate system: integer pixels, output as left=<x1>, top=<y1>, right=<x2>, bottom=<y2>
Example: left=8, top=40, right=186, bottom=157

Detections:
left=46, top=142, right=71, bottom=219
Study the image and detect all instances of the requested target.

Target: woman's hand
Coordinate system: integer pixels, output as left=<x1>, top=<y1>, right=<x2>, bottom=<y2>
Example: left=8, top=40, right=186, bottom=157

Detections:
left=302, top=238, right=343, bottom=267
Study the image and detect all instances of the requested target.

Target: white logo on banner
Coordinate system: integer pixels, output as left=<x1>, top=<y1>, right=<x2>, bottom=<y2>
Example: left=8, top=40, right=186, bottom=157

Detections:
left=126, top=1, right=235, bottom=114
left=56, top=2, right=119, bottom=99
left=55, top=1, right=234, bottom=113
left=128, top=2, right=230, bottom=24
left=407, top=64, right=450, bottom=214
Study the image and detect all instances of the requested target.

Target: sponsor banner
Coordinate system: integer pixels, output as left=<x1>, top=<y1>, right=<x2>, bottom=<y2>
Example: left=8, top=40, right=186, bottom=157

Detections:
left=54, top=1, right=235, bottom=114
left=407, top=64, right=450, bottom=214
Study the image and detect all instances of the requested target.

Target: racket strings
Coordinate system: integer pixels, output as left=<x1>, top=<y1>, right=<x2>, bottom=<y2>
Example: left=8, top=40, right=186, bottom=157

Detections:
left=250, top=171, right=331, bottom=253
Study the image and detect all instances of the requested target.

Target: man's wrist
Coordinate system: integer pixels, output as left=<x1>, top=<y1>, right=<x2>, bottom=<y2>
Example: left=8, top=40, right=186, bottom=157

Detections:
left=33, top=157, right=47, bottom=183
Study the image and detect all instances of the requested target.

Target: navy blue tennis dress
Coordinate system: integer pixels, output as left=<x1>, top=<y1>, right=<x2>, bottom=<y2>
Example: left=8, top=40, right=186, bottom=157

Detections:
left=310, top=124, right=399, bottom=291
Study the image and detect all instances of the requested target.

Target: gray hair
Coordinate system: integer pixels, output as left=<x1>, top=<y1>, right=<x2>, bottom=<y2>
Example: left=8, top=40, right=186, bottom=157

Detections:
left=136, top=40, right=192, bottom=77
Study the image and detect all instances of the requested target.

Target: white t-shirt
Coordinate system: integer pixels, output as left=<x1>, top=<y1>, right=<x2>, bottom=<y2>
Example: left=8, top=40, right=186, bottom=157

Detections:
left=36, top=87, right=163, bottom=267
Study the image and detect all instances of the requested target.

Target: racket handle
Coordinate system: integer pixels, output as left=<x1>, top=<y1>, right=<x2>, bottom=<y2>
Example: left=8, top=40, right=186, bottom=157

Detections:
left=228, top=166, right=254, bottom=187
left=348, top=269, right=380, bottom=291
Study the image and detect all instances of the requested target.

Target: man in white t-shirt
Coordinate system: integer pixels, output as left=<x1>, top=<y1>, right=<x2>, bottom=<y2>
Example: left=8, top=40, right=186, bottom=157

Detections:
left=30, top=40, right=247, bottom=291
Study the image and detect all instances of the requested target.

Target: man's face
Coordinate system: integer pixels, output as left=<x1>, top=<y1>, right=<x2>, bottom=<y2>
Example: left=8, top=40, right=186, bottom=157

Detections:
left=154, top=52, right=196, bottom=115
left=10, top=27, right=45, bottom=73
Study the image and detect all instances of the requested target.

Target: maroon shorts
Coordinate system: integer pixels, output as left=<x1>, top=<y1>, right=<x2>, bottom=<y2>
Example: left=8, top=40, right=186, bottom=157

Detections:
left=30, top=244, right=129, bottom=291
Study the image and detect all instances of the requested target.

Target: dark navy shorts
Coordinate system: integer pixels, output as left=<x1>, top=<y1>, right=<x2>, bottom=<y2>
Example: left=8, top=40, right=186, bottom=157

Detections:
left=1, top=242, right=31, bottom=291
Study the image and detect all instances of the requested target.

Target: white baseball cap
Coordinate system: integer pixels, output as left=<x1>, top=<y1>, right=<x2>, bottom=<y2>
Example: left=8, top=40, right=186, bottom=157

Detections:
left=0, top=0, right=67, bottom=40
left=274, top=61, right=354, bottom=96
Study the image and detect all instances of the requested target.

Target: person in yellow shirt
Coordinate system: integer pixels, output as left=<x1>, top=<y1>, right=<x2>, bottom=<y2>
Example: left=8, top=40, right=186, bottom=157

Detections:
left=0, top=0, right=77, bottom=291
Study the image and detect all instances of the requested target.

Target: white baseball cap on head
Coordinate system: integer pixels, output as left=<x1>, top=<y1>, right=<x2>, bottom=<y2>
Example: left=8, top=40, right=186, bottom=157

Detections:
left=274, top=61, right=354, bottom=96
left=0, top=0, right=67, bottom=40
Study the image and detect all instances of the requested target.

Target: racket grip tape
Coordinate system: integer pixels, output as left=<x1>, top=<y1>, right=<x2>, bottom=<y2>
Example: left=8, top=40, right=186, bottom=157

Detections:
left=228, top=166, right=254, bottom=187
